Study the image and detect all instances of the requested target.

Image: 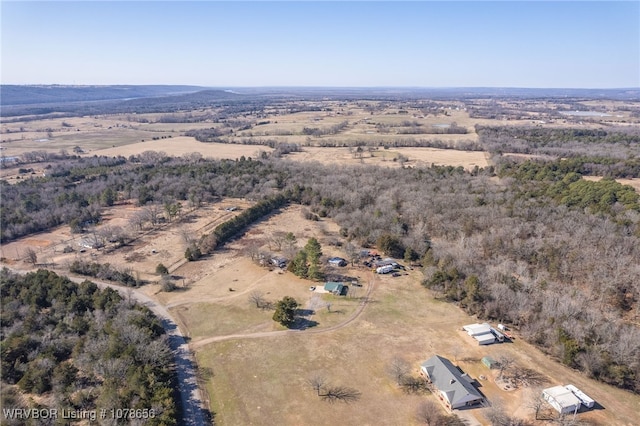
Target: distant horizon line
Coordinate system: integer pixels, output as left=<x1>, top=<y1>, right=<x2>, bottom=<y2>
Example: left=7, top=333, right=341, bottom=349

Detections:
left=2, top=84, right=639, bottom=91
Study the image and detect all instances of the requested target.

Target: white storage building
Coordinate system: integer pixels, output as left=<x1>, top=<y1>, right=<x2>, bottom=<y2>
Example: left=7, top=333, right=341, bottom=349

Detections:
left=463, top=323, right=496, bottom=345
left=463, top=323, right=492, bottom=336
left=542, top=385, right=582, bottom=414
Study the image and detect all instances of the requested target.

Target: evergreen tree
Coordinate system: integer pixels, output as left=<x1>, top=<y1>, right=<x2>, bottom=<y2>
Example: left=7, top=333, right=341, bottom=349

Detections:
left=304, top=237, right=322, bottom=264
left=272, top=296, right=298, bottom=327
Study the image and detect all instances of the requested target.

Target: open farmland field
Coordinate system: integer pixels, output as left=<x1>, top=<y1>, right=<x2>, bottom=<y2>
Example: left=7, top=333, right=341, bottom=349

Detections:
left=90, top=136, right=274, bottom=160
left=3, top=91, right=640, bottom=426
left=4, top=97, right=637, bottom=164
left=88, top=138, right=490, bottom=170
left=286, top=145, right=490, bottom=170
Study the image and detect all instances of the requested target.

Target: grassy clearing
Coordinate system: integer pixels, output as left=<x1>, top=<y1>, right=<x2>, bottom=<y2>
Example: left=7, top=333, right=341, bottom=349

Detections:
left=172, top=302, right=274, bottom=340
left=194, top=273, right=471, bottom=426
left=191, top=265, right=640, bottom=425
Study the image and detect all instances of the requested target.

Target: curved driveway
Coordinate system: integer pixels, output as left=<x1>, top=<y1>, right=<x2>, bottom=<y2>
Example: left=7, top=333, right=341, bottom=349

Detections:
left=191, top=272, right=376, bottom=349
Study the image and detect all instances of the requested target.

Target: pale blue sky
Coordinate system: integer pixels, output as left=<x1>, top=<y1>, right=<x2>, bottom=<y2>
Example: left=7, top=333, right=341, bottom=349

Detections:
left=1, top=1, right=639, bottom=88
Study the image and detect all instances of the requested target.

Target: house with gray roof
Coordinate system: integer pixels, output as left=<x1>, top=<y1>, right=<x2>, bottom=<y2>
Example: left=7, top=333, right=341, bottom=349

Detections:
left=420, top=355, right=484, bottom=410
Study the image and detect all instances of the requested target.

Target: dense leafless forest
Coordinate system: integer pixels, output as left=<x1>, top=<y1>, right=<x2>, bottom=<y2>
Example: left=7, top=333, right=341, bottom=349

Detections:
left=2, top=146, right=639, bottom=394
left=0, top=269, right=178, bottom=425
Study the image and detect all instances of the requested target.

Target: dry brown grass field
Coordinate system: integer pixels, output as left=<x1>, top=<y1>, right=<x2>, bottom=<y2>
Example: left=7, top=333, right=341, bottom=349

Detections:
left=583, top=175, right=640, bottom=193
left=2, top=99, right=640, bottom=424
left=4, top=99, right=634, bottom=162
left=3, top=199, right=639, bottom=425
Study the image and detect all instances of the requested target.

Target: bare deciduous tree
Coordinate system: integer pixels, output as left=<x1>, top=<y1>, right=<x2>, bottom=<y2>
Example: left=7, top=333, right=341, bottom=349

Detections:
left=129, top=211, right=147, bottom=232
left=307, top=374, right=327, bottom=396
left=143, top=203, right=163, bottom=226
left=526, top=388, right=548, bottom=421
left=178, top=226, right=195, bottom=246
left=268, top=231, right=287, bottom=252
left=320, top=386, right=361, bottom=404
left=485, top=402, right=532, bottom=426
left=24, top=247, right=38, bottom=265
left=497, top=354, right=515, bottom=380
left=307, top=374, right=360, bottom=403
left=388, top=356, right=411, bottom=384
left=415, top=400, right=443, bottom=425
left=249, top=290, right=267, bottom=309
left=400, top=375, right=430, bottom=394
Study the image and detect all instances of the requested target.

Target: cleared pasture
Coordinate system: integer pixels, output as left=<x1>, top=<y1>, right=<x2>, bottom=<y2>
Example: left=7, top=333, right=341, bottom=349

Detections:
left=583, top=175, right=640, bottom=193
left=3, top=194, right=640, bottom=425
left=90, top=136, right=273, bottom=159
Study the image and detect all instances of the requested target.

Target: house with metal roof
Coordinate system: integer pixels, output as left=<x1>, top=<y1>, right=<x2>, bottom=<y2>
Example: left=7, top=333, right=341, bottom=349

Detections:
left=420, top=355, right=484, bottom=410
left=324, top=282, right=346, bottom=295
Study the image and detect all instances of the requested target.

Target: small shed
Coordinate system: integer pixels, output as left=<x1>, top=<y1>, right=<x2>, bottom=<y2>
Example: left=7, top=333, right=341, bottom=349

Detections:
left=324, top=282, right=346, bottom=295
left=481, top=356, right=499, bottom=369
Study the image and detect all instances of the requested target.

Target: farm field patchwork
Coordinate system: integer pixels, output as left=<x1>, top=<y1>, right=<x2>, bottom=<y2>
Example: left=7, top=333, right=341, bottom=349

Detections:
left=2, top=95, right=640, bottom=425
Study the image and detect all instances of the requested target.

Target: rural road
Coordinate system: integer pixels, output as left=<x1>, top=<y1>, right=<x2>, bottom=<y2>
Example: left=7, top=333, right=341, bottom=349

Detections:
left=5, top=266, right=378, bottom=424
left=2, top=267, right=208, bottom=426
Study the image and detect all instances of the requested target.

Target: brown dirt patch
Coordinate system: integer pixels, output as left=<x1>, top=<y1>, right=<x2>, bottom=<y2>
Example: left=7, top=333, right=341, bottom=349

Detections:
left=583, top=175, right=640, bottom=193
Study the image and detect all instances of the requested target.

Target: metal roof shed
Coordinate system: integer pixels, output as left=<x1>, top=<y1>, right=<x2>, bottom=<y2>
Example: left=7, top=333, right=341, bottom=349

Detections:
left=324, top=282, right=346, bottom=295
left=463, top=323, right=492, bottom=336
left=543, top=386, right=581, bottom=414
left=474, top=332, right=497, bottom=345
left=481, top=356, right=498, bottom=369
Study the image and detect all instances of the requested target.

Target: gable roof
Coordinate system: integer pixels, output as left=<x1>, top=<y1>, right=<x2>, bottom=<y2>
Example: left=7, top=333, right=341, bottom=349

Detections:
left=324, top=282, right=345, bottom=294
left=420, top=355, right=483, bottom=408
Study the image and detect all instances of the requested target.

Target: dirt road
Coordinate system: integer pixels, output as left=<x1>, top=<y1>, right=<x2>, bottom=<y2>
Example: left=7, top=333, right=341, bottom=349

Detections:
left=2, top=267, right=208, bottom=426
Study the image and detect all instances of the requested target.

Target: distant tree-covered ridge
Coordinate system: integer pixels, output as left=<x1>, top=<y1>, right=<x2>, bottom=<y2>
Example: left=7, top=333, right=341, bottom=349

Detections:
left=0, top=85, right=206, bottom=106
left=0, top=269, right=178, bottom=425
